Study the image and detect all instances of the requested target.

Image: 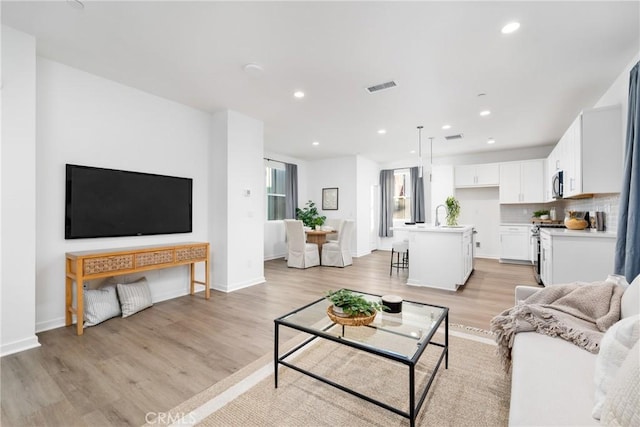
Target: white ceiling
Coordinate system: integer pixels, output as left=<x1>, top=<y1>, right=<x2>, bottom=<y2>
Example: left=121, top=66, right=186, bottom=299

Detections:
left=2, top=1, right=639, bottom=163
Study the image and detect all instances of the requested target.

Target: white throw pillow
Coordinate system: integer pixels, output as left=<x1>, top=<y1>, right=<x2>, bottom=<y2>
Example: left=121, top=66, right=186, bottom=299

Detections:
left=83, top=284, right=121, bottom=327
left=117, top=277, right=153, bottom=318
left=601, top=340, right=640, bottom=426
left=592, top=314, right=640, bottom=420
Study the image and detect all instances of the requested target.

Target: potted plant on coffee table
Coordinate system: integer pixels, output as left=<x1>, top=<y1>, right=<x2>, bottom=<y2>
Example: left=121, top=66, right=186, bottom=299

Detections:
left=326, top=289, right=386, bottom=326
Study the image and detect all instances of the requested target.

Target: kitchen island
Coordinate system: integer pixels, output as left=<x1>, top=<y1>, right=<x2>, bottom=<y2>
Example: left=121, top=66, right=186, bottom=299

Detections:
left=398, top=224, right=474, bottom=291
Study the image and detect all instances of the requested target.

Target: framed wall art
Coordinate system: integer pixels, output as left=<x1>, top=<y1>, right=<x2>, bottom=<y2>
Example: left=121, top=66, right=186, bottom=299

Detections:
left=322, top=187, right=339, bottom=210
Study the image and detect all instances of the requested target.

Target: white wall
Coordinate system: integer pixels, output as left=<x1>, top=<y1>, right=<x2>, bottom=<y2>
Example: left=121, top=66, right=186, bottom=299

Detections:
left=210, top=110, right=265, bottom=291
left=435, top=145, right=554, bottom=166
left=35, top=58, right=211, bottom=332
left=1, top=27, right=40, bottom=356
left=307, top=156, right=358, bottom=252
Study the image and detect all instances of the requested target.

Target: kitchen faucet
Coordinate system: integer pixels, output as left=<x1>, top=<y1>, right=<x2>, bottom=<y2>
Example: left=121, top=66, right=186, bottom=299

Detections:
left=435, top=204, right=446, bottom=227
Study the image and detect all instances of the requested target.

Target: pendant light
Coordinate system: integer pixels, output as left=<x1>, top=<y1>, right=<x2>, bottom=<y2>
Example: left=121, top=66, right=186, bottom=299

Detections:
left=417, top=126, right=424, bottom=178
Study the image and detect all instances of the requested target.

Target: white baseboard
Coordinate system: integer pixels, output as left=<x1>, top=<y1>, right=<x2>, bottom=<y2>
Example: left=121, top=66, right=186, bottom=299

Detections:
left=264, top=253, right=285, bottom=261
left=354, top=249, right=371, bottom=258
left=212, top=276, right=266, bottom=293
left=1, top=335, right=40, bottom=357
left=36, top=317, right=67, bottom=333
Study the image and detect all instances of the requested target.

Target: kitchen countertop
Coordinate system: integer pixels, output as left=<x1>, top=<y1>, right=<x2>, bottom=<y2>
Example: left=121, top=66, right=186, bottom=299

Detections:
left=540, top=228, right=617, bottom=238
left=394, top=224, right=474, bottom=233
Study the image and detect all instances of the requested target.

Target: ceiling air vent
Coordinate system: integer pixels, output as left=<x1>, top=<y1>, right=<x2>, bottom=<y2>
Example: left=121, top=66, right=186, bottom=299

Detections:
left=366, top=80, right=398, bottom=94
left=444, top=134, right=464, bottom=141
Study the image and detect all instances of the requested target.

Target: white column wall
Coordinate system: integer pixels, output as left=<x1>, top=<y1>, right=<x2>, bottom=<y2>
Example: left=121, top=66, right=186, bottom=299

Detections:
left=1, top=27, right=40, bottom=355
left=355, top=155, right=379, bottom=257
left=209, top=110, right=265, bottom=291
left=34, top=58, right=211, bottom=333
left=209, top=111, right=229, bottom=288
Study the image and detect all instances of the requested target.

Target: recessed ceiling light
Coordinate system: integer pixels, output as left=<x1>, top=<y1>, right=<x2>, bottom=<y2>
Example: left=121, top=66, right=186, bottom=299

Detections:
left=487, top=138, right=496, bottom=144
left=243, top=63, right=264, bottom=74
left=66, top=0, right=84, bottom=9
left=442, top=124, right=451, bottom=130
left=480, top=110, right=491, bottom=117
left=377, top=129, right=387, bottom=134
left=410, top=150, right=416, bottom=154
left=312, top=141, right=319, bottom=146
left=294, top=91, right=305, bottom=98
left=501, top=22, right=520, bottom=34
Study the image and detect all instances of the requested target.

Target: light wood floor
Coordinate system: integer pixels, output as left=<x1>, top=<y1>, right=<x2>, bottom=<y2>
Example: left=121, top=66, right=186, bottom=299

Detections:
left=1, top=252, right=539, bottom=426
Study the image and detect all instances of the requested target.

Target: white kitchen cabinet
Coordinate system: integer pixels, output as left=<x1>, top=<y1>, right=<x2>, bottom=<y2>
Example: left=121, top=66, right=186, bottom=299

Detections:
left=463, top=228, right=474, bottom=281
left=549, top=105, right=622, bottom=199
left=455, top=163, right=499, bottom=188
left=539, top=229, right=616, bottom=286
left=499, top=225, right=531, bottom=262
left=499, top=160, right=544, bottom=204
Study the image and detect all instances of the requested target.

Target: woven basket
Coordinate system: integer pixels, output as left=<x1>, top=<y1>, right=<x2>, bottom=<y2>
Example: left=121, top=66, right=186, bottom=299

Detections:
left=327, top=306, right=377, bottom=326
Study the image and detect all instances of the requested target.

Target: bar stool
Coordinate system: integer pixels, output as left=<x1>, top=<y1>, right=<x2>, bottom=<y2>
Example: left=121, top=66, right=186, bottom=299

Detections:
left=390, top=240, right=409, bottom=275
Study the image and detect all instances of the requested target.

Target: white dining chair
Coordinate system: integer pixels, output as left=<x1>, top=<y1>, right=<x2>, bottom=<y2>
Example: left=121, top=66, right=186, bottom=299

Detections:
left=321, top=220, right=354, bottom=267
left=324, top=218, right=344, bottom=243
left=284, top=219, right=320, bottom=268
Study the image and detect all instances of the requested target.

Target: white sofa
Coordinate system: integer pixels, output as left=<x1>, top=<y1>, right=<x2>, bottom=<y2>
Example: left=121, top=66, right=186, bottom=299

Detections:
left=509, top=277, right=639, bottom=426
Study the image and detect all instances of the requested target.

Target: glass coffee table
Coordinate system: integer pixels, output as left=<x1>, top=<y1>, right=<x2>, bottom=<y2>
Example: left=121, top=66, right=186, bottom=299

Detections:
left=274, top=290, right=448, bottom=427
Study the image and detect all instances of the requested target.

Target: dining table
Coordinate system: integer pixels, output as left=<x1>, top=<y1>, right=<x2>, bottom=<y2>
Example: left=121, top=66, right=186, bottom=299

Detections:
left=305, top=229, right=336, bottom=262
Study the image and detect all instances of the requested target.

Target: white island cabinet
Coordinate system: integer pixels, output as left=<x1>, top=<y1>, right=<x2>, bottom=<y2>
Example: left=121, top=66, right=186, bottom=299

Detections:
left=405, top=225, right=474, bottom=291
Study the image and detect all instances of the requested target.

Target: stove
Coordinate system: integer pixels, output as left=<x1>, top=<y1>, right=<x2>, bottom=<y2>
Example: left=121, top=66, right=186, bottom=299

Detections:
left=531, top=223, right=566, bottom=284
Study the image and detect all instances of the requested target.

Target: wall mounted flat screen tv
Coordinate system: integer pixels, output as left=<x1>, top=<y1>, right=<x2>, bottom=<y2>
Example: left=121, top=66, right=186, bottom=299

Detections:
left=65, top=164, right=193, bottom=239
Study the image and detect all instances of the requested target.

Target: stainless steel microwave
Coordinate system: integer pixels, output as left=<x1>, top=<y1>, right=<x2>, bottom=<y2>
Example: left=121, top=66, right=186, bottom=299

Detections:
left=552, top=170, right=564, bottom=199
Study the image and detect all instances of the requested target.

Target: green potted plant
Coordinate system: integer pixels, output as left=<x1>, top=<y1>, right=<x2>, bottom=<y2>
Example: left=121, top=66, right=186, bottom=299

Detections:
left=533, top=209, right=550, bottom=219
left=296, top=200, right=326, bottom=228
left=445, top=196, right=461, bottom=226
left=326, top=289, right=385, bottom=318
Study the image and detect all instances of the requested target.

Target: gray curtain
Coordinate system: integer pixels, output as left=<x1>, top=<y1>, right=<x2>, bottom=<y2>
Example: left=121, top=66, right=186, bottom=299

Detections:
left=284, top=163, right=298, bottom=219
left=379, top=169, right=394, bottom=237
left=615, top=61, right=640, bottom=282
left=410, top=166, right=425, bottom=223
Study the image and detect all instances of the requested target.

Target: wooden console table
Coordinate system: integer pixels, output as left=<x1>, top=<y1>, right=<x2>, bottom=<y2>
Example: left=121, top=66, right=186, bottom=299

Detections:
left=65, top=242, right=210, bottom=335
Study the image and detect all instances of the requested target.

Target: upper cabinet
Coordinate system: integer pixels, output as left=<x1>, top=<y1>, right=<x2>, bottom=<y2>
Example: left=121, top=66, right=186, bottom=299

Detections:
left=551, top=105, right=622, bottom=198
left=454, top=163, right=499, bottom=188
left=499, top=159, right=544, bottom=204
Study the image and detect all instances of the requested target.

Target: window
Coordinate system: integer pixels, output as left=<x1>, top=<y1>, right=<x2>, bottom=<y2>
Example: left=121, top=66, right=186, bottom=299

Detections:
left=393, top=169, right=412, bottom=221
left=266, top=161, right=286, bottom=220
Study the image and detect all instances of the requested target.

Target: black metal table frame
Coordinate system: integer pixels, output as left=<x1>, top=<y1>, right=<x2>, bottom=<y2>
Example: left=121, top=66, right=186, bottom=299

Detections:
left=274, top=292, right=449, bottom=427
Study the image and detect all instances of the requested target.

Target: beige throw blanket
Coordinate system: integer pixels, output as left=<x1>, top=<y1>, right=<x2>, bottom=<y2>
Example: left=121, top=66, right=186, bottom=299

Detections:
left=491, top=281, right=624, bottom=370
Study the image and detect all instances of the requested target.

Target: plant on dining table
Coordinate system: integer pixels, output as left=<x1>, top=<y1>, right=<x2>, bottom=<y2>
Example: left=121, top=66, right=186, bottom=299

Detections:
left=296, top=200, right=326, bottom=228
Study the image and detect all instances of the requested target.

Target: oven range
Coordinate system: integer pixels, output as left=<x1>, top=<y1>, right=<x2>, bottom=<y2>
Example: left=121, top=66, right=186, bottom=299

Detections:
left=531, top=223, right=566, bottom=285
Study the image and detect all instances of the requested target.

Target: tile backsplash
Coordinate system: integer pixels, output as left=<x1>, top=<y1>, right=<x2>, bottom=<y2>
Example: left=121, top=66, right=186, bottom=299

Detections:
left=500, top=193, right=620, bottom=233
left=562, top=194, right=619, bottom=233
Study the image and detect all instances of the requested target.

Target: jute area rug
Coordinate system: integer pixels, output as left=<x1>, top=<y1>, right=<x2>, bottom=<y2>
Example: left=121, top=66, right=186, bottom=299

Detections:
left=146, top=326, right=510, bottom=426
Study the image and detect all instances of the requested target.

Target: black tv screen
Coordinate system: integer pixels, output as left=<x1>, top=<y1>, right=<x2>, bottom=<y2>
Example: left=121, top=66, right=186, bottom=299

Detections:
left=65, top=164, right=193, bottom=239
